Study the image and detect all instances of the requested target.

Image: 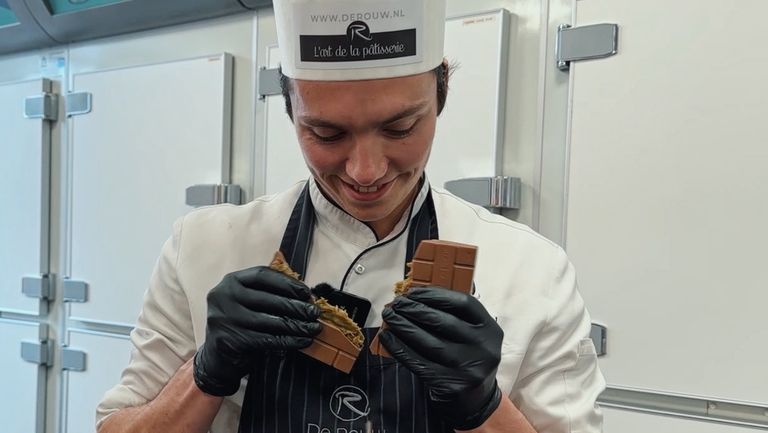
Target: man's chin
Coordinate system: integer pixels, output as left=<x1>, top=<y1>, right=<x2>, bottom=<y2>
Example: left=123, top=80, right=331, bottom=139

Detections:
left=347, top=210, right=390, bottom=223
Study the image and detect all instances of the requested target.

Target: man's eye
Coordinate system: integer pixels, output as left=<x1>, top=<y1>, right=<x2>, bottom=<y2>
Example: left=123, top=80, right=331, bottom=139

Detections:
left=310, top=129, right=344, bottom=142
left=384, top=125, right=416, bottom=138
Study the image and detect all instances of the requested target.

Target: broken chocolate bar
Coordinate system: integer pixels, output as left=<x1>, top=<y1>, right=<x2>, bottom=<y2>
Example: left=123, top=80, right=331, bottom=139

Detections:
left=269, top=252, right=363, bottom=373
left=370, top=240, right=478, bottom=357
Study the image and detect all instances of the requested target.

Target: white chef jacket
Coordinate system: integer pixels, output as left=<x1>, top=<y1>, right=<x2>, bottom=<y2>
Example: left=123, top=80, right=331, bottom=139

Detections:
left=96, top=178, right=605, bottom=433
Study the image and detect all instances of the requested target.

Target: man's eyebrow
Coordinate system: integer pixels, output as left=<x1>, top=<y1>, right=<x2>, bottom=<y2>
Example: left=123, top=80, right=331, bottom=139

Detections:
left=297, top=101, right=430, bottom=129
left=380, top=102, right=430, bottom=125
left=298, top=117, right=344, bottom=129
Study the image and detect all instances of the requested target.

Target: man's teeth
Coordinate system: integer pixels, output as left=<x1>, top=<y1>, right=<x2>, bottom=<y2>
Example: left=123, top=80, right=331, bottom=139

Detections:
left=355, top=185, right=379, bottom=193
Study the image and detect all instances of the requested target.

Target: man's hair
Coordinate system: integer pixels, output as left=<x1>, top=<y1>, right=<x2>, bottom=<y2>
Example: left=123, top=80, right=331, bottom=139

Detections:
left=278, top=62, right=452, bottom=121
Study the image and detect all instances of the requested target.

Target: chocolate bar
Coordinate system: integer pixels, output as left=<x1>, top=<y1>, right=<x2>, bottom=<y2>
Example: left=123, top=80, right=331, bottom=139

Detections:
left=270, top=252, right=363, bottom=373
left=370, top=240, right=478, bottom=357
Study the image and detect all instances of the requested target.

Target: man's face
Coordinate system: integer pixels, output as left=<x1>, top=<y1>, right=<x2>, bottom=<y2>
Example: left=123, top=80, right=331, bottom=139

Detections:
left=290, top=72, right=437, bottom=233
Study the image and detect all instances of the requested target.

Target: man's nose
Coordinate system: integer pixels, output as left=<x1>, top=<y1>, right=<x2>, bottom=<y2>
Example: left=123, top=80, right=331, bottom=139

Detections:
left=345, top=136, right=387, bottom=186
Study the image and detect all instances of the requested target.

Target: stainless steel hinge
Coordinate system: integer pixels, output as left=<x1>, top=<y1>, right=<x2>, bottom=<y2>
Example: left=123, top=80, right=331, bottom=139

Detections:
left=590, top=323, right=607, bottom=356
left=21, top=340, right=54, bottom=366
left=62, top=279, right=88, bottom=303
left=258, top=67, right=281, bottom=99
left=24, top=93, right=59, bottom=121
left=65, top=92, right=92, bottom=117
left=444, top=177, right=521, bottom=210
left=61, top=348, right=87, bottom=372
left=22, top=275, right=52, bottom=301
left=556, top=23, right=619, bottom=71
left=186, top=184, right=242, bottom=207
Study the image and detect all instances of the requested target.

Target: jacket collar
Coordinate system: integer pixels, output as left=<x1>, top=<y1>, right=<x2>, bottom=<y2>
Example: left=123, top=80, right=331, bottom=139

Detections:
left=308, top=177, right=430, bottom=248
left=280, top=176, right=436, bottom=281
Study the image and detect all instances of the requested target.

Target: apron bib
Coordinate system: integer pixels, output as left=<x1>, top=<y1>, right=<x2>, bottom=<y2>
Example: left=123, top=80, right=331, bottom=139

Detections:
left=238, top=182, right=452, bottom=433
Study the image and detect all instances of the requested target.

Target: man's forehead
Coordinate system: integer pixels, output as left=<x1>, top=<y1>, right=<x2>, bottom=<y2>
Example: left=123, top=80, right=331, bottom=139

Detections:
left=297, top=99, right=432, bottom=127
left=292, top=71, right=436, bottom=98
left=291, top=72, right=435, bottom=123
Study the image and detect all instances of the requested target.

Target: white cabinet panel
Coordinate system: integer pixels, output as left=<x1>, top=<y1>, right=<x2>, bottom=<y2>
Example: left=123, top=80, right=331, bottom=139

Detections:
left=261, top=10, right=510, bottom=194
left=67, top=54, right=233, bottom=325
left=64, top=330, right=132, bottom=433
left=428, top=10, right=509, bottom=189
left=565, top=0, right=768, bottom=404
left=0, top=319, right=45, bottom=433
left=264, top=46, right=307, bottom=195
left=603, top=408, right=762, bottom=433
left=0, top=79, right=49, bottom=315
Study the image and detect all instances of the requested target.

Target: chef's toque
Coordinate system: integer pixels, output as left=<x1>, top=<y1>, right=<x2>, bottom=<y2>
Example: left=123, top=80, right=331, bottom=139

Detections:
left=274, top=0, right=446, bottom=80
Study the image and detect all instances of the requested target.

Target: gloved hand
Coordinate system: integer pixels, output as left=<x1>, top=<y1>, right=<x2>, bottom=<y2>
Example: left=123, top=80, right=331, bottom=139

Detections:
left=379, top=287, right=503, bottom=431
left=193, top=266, right=322, bottom=396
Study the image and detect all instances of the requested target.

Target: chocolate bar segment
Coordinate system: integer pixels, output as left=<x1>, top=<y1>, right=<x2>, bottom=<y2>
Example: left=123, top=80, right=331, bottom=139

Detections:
left=333, top=351, right=358, bottom=373
left=370, top=240, right=478, bottom=358
left=369, top=331, right=387, bottom=357
left=301, top=338, right=337, bottom=366
left=300, top=319, right=361, bottom=373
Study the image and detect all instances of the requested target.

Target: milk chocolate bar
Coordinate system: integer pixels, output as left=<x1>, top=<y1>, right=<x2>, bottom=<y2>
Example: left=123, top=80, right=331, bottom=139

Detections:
left=370, top=240, right=478, bottom=357
left=270, top=252, right=363, bottom=373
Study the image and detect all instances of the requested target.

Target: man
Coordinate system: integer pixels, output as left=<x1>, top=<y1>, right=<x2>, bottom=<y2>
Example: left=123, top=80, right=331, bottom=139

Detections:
left=97, top=0, right=604, bottom=432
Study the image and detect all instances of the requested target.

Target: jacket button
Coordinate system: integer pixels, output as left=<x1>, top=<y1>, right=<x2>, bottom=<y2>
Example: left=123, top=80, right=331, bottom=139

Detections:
left=354, top=264, right=365, bottom=275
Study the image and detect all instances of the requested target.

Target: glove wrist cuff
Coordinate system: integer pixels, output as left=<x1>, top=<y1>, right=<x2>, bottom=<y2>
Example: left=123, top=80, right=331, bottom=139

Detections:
left=446, top=383, right=503, bottom=431
left=192, top=350, right=240, bottom=397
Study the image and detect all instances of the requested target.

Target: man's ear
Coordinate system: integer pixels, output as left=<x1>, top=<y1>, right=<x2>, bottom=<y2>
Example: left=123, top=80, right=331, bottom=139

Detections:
left=436, top=58, right=451, bottom=116
left=442, top=58, right=450, bottom=87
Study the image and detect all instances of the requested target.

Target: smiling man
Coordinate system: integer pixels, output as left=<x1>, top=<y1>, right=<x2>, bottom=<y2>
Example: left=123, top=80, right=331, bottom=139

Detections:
left=96, top=1, right=604, bottom=432
left=289, top=74, right=436, bottom=239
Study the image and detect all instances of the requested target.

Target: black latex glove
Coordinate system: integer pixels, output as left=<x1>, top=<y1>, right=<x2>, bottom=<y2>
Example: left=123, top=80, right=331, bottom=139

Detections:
left=379, top=287, right=503, bottom=431
left=193, top=266, right=322, bottom=396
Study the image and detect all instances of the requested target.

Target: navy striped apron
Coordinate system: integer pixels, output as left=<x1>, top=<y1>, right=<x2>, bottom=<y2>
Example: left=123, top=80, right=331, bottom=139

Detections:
left=238, top=182, right=451, bottom=433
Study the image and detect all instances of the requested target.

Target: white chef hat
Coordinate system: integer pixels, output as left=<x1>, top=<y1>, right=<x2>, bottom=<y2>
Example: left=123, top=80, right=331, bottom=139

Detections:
left=274, top=0, right=446, bottom=81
